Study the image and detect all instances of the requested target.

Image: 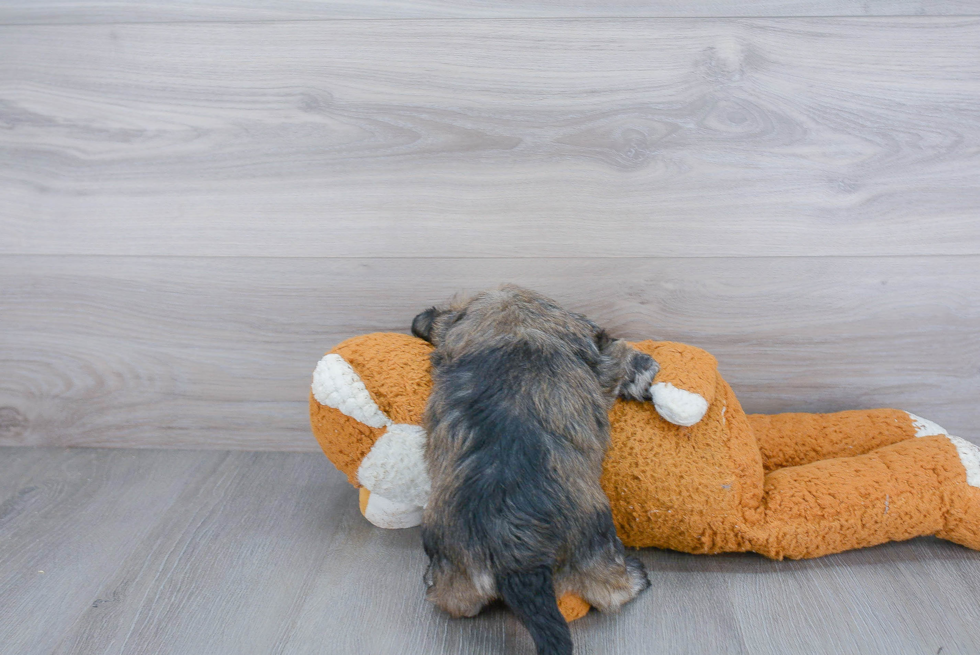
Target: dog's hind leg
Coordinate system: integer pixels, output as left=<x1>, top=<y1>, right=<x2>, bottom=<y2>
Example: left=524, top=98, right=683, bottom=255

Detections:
left=562, top=511, right=650, bottom=613
left=425, top=561, right=494, bottom=618
left=566, top=549, right=650, bottom=613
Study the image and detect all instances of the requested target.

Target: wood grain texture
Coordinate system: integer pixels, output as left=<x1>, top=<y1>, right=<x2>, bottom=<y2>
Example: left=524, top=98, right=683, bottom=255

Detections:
left=2, top=18, right=979, bottom=257
left=2, top=255, right=977, bottom=451
left=49, top=450, right=354, bottom=655
left=4, top=446, right=980, bottom=654
left=2, top=0, right=978, bottom=23
left=0, top=447, right=230, bottom=653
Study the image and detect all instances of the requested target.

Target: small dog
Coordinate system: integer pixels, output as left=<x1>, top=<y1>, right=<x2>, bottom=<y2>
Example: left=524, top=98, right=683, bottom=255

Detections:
left=412, top=285, right=658, bottom=655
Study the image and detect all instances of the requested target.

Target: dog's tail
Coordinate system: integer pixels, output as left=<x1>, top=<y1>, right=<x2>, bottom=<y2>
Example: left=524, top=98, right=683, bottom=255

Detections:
left=496, top=566, right=572, bottom=655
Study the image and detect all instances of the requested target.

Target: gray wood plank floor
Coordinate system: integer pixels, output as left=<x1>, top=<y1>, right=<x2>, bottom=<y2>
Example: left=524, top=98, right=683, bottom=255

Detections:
left=2, top=446, right=979, bottom=655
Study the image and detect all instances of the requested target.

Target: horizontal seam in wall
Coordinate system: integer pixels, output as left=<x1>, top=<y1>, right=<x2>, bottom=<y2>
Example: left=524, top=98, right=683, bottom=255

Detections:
left=2, top=15, right=980, bottom=28
left=1, top=253, right=979, bottom=262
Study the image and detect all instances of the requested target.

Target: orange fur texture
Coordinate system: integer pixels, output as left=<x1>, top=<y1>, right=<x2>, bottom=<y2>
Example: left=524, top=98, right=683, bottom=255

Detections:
left=310, top=333, right=980, bottom=619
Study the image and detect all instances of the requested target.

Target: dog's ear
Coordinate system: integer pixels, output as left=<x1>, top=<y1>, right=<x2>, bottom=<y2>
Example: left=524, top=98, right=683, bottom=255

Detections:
left=412, top=307, right=439, bottom=343
left=594, top=328, right=614, bottom=352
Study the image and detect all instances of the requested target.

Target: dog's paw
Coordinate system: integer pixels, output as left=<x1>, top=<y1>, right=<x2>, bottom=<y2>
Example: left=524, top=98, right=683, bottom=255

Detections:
left=650, top=382, right=709, bottom=427
left=617, top=351, right=659, bottom=401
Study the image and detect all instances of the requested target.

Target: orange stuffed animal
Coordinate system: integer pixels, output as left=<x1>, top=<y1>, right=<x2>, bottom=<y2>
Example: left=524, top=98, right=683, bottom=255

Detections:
left=310, top=332, right=980, bottom=621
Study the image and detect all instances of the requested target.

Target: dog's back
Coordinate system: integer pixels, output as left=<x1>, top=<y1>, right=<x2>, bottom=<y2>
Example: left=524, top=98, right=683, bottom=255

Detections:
left=415, top=287, right=649, bottom=655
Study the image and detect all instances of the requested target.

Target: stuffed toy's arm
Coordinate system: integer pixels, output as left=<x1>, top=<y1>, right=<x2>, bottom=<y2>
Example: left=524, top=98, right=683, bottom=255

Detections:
left=632, top=341, right=718, bottom=427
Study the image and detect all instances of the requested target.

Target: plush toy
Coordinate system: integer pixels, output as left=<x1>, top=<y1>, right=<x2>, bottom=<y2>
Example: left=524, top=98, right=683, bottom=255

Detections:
left=310, top=332, right=980, bottom=621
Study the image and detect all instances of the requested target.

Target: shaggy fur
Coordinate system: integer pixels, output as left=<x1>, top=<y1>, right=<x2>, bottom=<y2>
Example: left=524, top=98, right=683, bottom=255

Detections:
left=413, top=285, right=656, bottom=655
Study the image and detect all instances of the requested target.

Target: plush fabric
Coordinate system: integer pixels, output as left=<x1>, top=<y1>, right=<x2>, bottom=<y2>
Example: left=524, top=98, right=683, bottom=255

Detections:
left=310, top=332, right=980, bottom=621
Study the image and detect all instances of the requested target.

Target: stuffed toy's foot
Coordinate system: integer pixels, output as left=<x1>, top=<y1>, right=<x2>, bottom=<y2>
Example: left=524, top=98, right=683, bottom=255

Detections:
left=358, top=488, right=424, bottom=529
left=752, top=420, right=980, bottom=559
left=557, top=593, right=591, bottom=622
left=935, top=434, right=980, bottom=550
left=903, top=414, right=980, bottom=551
left=352, top=422, right=430, bottom=529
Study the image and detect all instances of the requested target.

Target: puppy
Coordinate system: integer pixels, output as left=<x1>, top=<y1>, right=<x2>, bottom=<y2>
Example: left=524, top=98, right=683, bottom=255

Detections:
left=412, top=285, right=658, bottom=655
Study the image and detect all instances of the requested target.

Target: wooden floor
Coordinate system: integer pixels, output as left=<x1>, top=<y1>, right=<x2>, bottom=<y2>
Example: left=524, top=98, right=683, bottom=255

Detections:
left=4, top=446, right=980, bottom=655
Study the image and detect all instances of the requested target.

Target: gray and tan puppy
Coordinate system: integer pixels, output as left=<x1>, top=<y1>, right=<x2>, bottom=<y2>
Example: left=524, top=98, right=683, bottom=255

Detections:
left=411, top=285, right=656, bottom=655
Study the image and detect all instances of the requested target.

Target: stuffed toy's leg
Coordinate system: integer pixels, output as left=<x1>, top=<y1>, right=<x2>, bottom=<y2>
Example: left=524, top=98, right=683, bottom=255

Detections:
left=749, top=432, right=980, bottom=559
left=748, top=409, right=944, bottom=472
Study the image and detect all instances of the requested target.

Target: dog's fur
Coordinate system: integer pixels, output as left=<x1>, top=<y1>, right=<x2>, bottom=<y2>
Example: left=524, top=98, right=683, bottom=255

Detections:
left=412, top=286, right=657, bottom=655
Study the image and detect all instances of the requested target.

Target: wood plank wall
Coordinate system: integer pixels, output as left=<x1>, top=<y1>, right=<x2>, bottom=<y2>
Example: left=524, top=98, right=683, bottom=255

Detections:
left=1, top=3, right=978, bottom=451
